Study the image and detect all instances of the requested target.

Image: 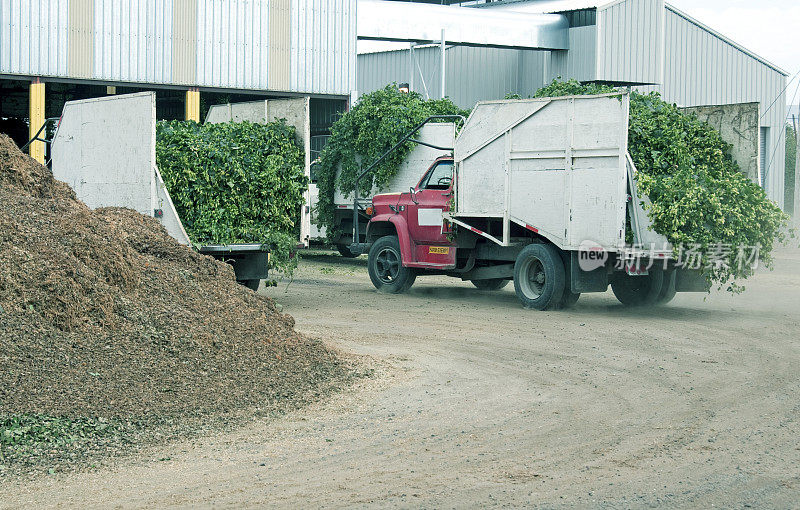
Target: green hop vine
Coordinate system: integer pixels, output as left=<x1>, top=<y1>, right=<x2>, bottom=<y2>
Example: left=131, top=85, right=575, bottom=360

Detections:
left=155, top=119, right=308, bottom=275
left=314, top=85, right=470, bottom=239
left=534, top=79, right=792, bottom=292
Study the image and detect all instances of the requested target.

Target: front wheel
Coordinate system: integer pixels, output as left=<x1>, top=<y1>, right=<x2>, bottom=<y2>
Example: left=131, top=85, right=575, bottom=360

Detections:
left=368, top=236, right=416, bottom=294
left=471, top=279, right=510, bottom=291
left=513, top=243, right=566, bottom=310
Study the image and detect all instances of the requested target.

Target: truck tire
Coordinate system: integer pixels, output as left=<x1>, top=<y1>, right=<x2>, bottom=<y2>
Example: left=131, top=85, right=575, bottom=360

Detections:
left=656, top=269, right=677, bottom=305
left=471, top=278, right=509, bottom=291
left=238, top=279, right=260, bottom=292
left=513, top=243, right=566, bottom=310
left=610, top=270, right=664, bottom=307
left=368, top=236, right=416, bottom=294
left=336, top=243, right=359, bottom=258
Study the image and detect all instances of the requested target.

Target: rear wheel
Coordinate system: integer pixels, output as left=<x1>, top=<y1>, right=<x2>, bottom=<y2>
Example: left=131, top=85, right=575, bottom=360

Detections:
left=513, top=243, right=566, bottom=310
left=368, top=236, right=416, bottom=293
left=471, top=278, right=509, bottom=291
left=336, top=243, right=359, bottom=258
left=611, top=270, right=664, bottom=307
left=656, top=269, right=677, bottom=305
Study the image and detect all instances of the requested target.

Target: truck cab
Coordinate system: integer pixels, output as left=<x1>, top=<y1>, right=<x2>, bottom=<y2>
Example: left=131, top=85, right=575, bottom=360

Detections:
left=369, top=155, right=456, bottom=265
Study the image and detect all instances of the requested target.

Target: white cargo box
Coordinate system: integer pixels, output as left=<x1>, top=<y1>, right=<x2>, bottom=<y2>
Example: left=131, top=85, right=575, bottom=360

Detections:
left=452, top=93, right=668, bottom=253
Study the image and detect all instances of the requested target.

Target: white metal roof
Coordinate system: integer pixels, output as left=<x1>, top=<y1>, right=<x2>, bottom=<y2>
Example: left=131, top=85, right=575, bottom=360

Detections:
left=480, top=0, right=788, bottom=76
left=474, top=0, right=618, bottom=13
left=357, top=0, right=569, bottom=50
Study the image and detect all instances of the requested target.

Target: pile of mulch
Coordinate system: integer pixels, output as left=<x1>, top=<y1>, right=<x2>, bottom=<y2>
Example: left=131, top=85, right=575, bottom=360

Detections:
left=0, top=135, right=360, bottom=475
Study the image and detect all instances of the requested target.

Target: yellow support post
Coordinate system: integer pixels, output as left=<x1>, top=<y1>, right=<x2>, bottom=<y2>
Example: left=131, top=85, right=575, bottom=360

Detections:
left=28, top=78, right=46, bottom=164
left=185, top=87, right=200, bottom=122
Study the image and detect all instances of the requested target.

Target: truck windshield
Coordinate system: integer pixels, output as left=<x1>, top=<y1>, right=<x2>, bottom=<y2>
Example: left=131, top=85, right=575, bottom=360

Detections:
left=419, top=161, right=454, bottom=190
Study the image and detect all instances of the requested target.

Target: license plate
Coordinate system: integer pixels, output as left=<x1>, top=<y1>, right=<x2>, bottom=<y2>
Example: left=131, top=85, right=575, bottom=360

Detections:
left=429, top=246, right=450, bottom=255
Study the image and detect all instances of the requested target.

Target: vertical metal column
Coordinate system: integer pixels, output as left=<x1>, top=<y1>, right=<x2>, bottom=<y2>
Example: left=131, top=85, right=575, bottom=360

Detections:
left=185, top=87, right=200, bottom=122
left=794, top=115, right=800, bottom=221
left=440, top=29, right=446, bottom=99
left=28, top=78, right=45, bottom=164
left=409, top=43, right=416, bottom=92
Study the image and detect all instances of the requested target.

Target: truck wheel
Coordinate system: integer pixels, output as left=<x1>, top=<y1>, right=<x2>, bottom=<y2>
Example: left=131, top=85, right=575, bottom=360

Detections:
left=238, top=279, right=260, bottom=291
left=471, top=279, right=509, bottom=291
left=513, top=244, right=566, bottom=310
left=368, top=236, right=416, bottom=294
left=610, top=271, right=664, bottom=307
left=656, top=269, right=677, bottom=305
left=336, top=243, right=359, bottom=258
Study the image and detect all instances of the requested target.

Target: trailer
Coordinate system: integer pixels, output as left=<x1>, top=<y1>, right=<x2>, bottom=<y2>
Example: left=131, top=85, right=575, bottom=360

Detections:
left=51, top=92, right=270, bottom=291
left=357, top=93, right=708, bottom=309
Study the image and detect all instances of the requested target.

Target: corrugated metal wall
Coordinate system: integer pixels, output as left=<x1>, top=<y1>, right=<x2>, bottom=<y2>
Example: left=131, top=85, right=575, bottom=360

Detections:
left=195, top=0, right=267, bottom=89
left=596, top=0, right=663, bottom=85
left=0, top=0, right=69, bottom=76
left=291, top=0, right=355, bottom=95
left=0, top=0, right=355, bottom=96
left=93, top=0, right=173, bottom=84
left=357, top=45, right=548, bottom=108
left=550, top=26, right=596, bottom=83
left=637, top=6, right=787, bottom=205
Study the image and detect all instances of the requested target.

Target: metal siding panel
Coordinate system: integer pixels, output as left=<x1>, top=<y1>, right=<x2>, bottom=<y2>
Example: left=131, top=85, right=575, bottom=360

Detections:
left=656, top=8, right=787, bottom=204
left=172, top=0, right=197, bottom=85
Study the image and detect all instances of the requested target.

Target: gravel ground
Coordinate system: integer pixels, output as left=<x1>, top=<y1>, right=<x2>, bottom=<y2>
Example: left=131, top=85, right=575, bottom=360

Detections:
left=3, top=247, right=800, bottom=508
left=0, top=136, right=356, bottom=478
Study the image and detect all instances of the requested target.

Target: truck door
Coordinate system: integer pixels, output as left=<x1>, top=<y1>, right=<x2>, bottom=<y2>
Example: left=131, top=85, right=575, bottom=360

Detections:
left=407, top=159, right=456, bottom=267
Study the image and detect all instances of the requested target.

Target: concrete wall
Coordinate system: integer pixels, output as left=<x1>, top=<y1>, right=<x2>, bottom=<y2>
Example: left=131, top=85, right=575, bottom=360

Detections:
left=680, top=102, right=760, bottom=185
left=51, top=91, right=190, bottom=245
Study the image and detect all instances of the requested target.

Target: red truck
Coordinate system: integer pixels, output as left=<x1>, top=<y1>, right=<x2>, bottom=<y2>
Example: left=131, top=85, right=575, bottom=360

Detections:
left=350, top=94, right=707, bottom=310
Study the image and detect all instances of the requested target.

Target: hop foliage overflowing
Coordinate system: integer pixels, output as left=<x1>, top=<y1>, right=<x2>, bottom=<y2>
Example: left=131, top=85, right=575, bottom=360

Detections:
left=315, top=85, right=470, bottom=237
left=535, top=79, right=791, bottom=291
left=156, top=120, right=307, bottom=274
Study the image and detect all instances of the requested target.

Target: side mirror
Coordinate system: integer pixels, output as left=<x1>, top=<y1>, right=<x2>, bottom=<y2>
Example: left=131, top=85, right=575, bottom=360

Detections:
left=409, top=187, right=419, bottom=204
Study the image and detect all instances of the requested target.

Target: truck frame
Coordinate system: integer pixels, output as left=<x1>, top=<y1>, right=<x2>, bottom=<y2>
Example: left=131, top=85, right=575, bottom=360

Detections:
left=356, top=93, right=708, bottom=309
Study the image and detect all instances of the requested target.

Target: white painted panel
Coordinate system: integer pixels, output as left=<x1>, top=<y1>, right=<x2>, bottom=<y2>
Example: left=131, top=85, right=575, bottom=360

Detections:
left=418, top=208, right=443, bottom=227
left=51, top=92, right=191, bottom=244
left=455, top=95, right=629, bottom=250
left=52, top=92, right=156, bottom=216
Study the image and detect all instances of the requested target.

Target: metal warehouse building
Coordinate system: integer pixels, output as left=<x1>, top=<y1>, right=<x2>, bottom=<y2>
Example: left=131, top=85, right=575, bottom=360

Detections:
left=0, top=0, right=356, bottom=164
left=358, top=0, right=789, bottom=208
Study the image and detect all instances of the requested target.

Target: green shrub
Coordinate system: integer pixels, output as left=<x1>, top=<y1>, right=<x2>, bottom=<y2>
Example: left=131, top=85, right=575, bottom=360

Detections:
left=314, top=85, right=470, bottom=238
left=535, top=79, right=791, bottom=291
left=156, top=120, right=307, bottom=274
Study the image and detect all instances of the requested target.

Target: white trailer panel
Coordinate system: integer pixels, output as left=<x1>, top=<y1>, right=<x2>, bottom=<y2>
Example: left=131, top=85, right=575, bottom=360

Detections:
left=51, top=92, right=190, bottom=245
left=454, top=94, right=630, bottom=252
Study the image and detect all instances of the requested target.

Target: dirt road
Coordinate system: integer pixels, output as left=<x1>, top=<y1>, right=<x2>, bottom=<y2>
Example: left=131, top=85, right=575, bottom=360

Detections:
left=4, top=248, right=800, bottom=508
